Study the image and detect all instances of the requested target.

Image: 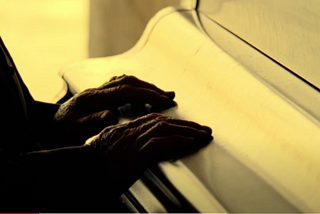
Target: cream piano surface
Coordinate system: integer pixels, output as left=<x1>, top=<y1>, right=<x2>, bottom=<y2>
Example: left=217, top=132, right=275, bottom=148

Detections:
left=61, top=1, right=320, bottom=212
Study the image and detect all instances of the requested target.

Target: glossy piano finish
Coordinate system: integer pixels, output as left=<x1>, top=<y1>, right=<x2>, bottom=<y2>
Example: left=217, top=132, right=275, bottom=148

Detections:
left=61, top=4, right=320, bottom=213
left=198, top=0, right=320, bottom=90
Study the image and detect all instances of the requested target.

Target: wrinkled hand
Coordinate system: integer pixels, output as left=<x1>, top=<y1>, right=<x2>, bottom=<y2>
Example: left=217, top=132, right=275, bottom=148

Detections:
left=53, top=75, right=175, bottom=146
left=87, top=113, right=213, bottom=197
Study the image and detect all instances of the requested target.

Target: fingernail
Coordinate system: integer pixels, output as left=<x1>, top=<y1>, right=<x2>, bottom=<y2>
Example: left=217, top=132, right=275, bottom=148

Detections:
left=165, top=91, right=175, bottom=99
left=100, top=112, right=107, bottom=119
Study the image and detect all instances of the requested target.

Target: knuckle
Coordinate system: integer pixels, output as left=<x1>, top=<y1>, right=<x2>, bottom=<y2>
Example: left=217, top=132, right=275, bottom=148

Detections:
left=100, top=125, right=122, bottom=142
left=98, top=81, right=110, bottom=89
left=117, top=75, right=137, bottom=84
left=154, top=121, right=169, bottom=129
left=70, top=92, right=88, bottom=105
left=135, top=113, right=162, bottom=122
left=159, top=115, right=172, bottom=121
left=115, top=84, right=132, bottom=91
left=146, top=137, right=158, bottom=145
left=109, top=76, right=118, bottom=81
left=75, top=89, right=100, bottom=104
left=110, top=74, right=126, bottom=82
left=123, top=75, right=136, bottom=81
left=123, top=83, right=133, bottom=90
left=82, top=88, right=96, bottom=94
left=147, top=112, right=161, bottom=118
left=148, top=113, right=172, bottom=122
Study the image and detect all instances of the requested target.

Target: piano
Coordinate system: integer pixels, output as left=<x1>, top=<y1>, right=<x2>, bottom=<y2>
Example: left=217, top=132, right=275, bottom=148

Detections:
left=60, top=0, right=320, bottom=212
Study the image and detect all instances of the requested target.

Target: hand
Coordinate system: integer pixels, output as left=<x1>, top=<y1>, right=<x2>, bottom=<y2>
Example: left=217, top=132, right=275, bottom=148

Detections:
left=53, top=75, right=175, bottom=146
left=87, top=113, right=213, bottom=197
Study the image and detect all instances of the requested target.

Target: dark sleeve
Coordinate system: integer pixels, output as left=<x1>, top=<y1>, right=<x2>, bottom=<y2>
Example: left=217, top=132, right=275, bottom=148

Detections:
left=32, top=101, right=63, bottom=149
left=1, top=145, right=123, bottom=212
left=36, top=101, right=61, bottom=122
left=0, top=38, right=126, bottom=212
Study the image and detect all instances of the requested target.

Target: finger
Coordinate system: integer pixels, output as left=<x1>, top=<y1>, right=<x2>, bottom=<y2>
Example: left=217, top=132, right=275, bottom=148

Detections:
left=98, top=75, right=175, bottom=99
left=128, top=114, right=212, bottom=134
left=125, top=114, right=212, bottom=138
left=96, top=85, right=174, bottom=109
left=138, top=135, right=195, bottom=162
left=124, top=113, right=165, bottom=128
left=76, top=86, right=172, bottom=115
left=98, top=74, right=126, bottom=88
left=137, top=121, right=213, bottom=148
left=165, top=118, right=212, bottom=134
left=109, top=74, right=125, bottom=82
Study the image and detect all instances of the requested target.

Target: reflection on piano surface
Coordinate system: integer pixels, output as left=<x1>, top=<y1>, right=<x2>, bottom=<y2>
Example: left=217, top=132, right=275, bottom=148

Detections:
left=61, top=0, right=320, bottom=212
